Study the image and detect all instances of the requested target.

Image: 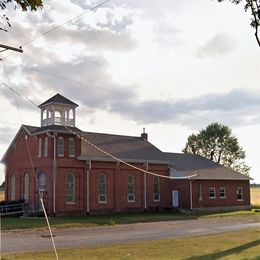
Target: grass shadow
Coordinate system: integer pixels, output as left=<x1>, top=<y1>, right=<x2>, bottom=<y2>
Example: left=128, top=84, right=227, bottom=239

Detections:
left=187, top=239, right=260, bottom=260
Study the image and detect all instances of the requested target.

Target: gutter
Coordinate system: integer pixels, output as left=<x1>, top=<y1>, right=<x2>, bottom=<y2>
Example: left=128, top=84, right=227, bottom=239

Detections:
left=47, top=131, right=57, bottom=217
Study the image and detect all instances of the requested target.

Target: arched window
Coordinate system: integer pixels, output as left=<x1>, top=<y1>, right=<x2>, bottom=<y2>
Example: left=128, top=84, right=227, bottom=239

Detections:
left=98, top=174, right=107, bottom=203
left=38, top=138, right=42, bottom=158
left=127, top=174, right=135, bottom=202
left=44, top=137, right=48, bottom=157
left=153, top=176, right=160, bottom=202
left=66, top=173, right=75, bottom=203
left=24, top=173, right=29, bottom=203
left=38, top=172, right=46, bottom=192
left=11, top=174, right=16, bottom=201
left=57, top=136, right=64, bottom=156
left=69, top=138, right=75, bottom=157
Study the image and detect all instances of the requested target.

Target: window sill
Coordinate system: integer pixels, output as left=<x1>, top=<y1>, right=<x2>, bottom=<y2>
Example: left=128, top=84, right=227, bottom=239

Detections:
left=209, top=197, right=216, bottom=199
left=69, top=155, right=75, bottom=158
left=98, top=201, right=107, bottom=204
left=127, top=200, right=136, bottom=203
left=237, top=199, right=244, bottom=202
left=66, top=202, right=76, bottom=205
left=220, top=197, right=226, bottom=199
left=153, top=200, right=160, bottom=202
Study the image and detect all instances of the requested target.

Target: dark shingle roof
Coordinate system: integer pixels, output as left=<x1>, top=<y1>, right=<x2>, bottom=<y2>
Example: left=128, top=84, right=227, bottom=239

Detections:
left=31, top=125, right=82, bottom=135
left=38, top=94, right=78, bottom=108
left=165, top=152, right=251, bottom=180
left=80, top=132, right=169, bottom=163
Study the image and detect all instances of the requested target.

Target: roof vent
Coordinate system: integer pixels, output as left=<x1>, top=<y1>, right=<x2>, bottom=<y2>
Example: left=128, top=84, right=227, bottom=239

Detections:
left=141, top=128, right=148, bottom=141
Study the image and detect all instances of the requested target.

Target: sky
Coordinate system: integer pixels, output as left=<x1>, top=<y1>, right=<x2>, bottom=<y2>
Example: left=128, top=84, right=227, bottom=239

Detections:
left=0, top=0, right=260, bottom=183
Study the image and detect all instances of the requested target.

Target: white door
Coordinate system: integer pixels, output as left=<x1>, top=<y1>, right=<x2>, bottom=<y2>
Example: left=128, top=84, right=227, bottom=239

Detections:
left=172, top=190, right=179, bottom=207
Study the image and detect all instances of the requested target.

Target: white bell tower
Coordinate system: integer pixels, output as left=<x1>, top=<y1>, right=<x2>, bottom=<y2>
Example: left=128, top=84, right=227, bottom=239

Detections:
left=38, top=94, right=78, bottom=127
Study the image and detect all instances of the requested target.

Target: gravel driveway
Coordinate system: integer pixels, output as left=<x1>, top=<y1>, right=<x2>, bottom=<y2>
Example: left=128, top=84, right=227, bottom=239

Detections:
left=1, top=215, right=260, bottom=255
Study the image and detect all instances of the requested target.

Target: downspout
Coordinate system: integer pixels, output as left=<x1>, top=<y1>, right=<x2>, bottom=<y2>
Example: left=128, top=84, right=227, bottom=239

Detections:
left=189, top=180, right=193, bottom=210
left=86, top=160, right=91, bottom=215
left=47, top=131, right=57, bottom=217
left=144, top=162, right=148, bottom=211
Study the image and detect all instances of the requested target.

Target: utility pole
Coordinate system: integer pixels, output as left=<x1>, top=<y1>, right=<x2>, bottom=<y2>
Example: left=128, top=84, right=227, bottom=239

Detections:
left=0, top=43, right=23, bottom=59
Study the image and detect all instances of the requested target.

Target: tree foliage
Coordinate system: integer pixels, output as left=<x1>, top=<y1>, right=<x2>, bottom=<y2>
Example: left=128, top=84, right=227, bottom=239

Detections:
left=0, top=0, right=43, bottom=31
left=0, top=0, right=43, bottom=11
left=183, top=122, right=250, bottom=175
left=217, top=0, right=260, bottom=46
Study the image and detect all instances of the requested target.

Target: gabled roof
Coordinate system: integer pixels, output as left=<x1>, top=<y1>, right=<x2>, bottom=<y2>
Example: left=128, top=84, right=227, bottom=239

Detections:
left=38, top=93, right=78, bottom=108
left=79, top=132, right=169, bottom=163
left=165, top=152, right=251, bottom=180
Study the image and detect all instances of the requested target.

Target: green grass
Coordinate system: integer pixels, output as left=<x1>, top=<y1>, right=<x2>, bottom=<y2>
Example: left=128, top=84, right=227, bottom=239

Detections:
left=1, top=210, right=259, bottom=231
left=3, top=229, right=260, bottom=259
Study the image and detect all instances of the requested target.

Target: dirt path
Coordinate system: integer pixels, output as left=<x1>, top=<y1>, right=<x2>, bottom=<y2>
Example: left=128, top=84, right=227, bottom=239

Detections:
left=1, top=215, right=260, bottom=255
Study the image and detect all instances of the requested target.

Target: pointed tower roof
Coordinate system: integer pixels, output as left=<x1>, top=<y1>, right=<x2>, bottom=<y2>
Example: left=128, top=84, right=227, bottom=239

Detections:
left=38, top=93, right=78, bottom=108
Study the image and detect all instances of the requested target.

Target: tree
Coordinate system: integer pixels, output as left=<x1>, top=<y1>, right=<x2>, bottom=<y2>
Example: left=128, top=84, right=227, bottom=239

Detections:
left=216, top=0, right=260, bottom=47
left=0, top=0, right=43, bottom=31
left=183, top=122, right=250, bottom=175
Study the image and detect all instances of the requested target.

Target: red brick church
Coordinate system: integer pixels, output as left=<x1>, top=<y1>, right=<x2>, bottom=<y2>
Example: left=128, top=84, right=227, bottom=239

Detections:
left=2, top=94, right=251, bottom=215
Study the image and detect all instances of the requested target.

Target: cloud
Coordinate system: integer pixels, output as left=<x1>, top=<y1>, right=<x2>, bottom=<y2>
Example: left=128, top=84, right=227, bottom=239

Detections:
left=0, top=127, right=16, bottom=145
left=196, top=32, right=236, bottom=58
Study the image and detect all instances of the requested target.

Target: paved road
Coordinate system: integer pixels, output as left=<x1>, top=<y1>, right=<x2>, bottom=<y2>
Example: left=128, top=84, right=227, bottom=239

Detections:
left=1, top=216, right=260, bottom=254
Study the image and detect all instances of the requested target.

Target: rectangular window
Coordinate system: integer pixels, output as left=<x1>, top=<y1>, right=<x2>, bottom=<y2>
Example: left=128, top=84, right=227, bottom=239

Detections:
left=237, top=187, right=243, bottom=201
left=44, top=137, right=48, bottom=157
left=127, top=174, right=135, bottom=203
left=153, top=176, right=160, bottom=202
left=209, top=187, right=216, bottom=199
left=66, top=173, right=75, bottom=204
left=57, top=137, right=64, bottom=156
left=219, top=187, right=226, bottom=199
left=69, top=138, right=75, bottom=157
left=98, top=174, right=107, bottom=203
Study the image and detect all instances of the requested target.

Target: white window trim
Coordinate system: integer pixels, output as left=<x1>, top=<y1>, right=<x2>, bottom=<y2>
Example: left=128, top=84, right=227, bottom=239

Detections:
left=127, top=194, right=135, bottom=203
left=237, top=187, right=244, bottom=201
left=127, top=174, right=135, bottom=203
left=219, top=187, right=226, bottom=199
left=209, top=187, right=216, bottom=199
left=57, top=137, right=64, bottom=157
left=98, top=194, right=107, bottom=204
left=153, top=176, right=160, bottom=202
left=98, top=174, right=107, bottom=204
left=153, top=193, right=160, bottom=202
left=65, top=173, right=75, bottom=204
left=68, top=138, right=75, bottom=157
left=44, top=137, right=48, bottom=157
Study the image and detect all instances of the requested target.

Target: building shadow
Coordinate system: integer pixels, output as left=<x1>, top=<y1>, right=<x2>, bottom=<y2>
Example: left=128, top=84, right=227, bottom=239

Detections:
left=187, top=239, right=260, bottom=260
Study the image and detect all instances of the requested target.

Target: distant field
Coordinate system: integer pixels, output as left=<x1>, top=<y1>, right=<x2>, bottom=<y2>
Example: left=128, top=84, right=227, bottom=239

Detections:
left=0, top=190, right=4, bottom=201
left=251, top=188, right=260, bottom=206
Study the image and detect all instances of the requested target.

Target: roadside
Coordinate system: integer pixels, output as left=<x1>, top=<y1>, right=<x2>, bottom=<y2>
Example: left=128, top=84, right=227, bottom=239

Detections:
left=2, top=215, right=260, bottom=255
left=3, top=229, right=260, bottom=260
left=1, top=210, right=260, bottom=232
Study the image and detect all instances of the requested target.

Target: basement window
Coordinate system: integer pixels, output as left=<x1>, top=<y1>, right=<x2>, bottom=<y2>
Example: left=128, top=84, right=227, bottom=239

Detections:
left=237, top=187, right=244, bottom=201
left=209, top=187, right=216, bottom=199
left=219, top=187, right=226, bottom=199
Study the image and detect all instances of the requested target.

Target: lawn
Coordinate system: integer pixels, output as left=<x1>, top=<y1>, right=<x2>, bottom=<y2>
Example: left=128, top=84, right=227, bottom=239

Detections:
left=251, top=187, right=260, bottom=207
left=1, top=210, right=259, bottom=231
left=3, top=229, right=260, bottom=259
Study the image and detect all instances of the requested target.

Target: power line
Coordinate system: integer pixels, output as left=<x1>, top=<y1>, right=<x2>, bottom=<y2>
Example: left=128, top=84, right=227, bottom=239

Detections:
left=23, top=66, right=211, bottom=122
left=20, top=0, right=112, bottom=47
left=1, top=80, right=197, bottom=180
